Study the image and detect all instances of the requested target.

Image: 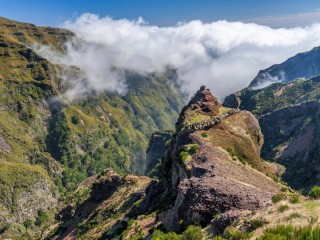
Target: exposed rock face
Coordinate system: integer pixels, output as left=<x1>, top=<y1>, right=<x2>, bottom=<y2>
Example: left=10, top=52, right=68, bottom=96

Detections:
left=0, top=136, right=11, bottom=152
left=223, top=76, right=320, bottom=192
left=188, top=85, right=221, bottom=115
left=145, top=131, right=173, bottom=176
left=50, top=86, right=284, bottom=239
left=210, top=210, right=243, bottom=234
left=160, top=86, right=282, bottom=229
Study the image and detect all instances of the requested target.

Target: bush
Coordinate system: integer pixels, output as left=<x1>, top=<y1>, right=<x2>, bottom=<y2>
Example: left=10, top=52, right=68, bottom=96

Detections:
left=272, top=194, right=284, bottom=203
left=201, top=132, right=208, bottom=138
left=223, top=226, right=251, bottom=240
left=289, top=194, right=300, bottom=204
left=0, top=223, right=10, bottom=234
left=23, top=219, right=33, bottom=229
left=248, top=218, right=267, bottom=231
left=308, top=186, right=320, bottom=199
left=71, top=115, right=80, bottom=125
left=278, top=205, right=289, bottom=213
left=181, top=225, right=204, bottom=240
left=35, top=209, right=48, bottom=226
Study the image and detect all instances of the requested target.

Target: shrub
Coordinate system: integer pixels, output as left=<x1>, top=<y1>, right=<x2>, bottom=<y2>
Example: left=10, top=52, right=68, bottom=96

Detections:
left=35, top=209, right=48, bottom=226
left=308, top=186, right=320, bottom=199
left=280, top=187, right=287, bottom=192
left=151, top=230, right=180, bottom=240
left=272, top=194, right=284, bottom=203
left=0, top=223, right=10, bottom=234
left=201, top=132, right=208, bottom=138
left=278, top=205, right=289, bottom=213
left=181, top=225, right=204, bottom=240
left=248, top=218, right=267, bottom=231
left=223, top=226, right=251, bottom=240
left=286, top=212, right=301, bottom=221
left=23, top=219, right=33, bottom=229
left=180, top=151, right=190, bottom=162
left=71, top=115, right=80, bottom=125
left=289, top=194, right=300, bottom=204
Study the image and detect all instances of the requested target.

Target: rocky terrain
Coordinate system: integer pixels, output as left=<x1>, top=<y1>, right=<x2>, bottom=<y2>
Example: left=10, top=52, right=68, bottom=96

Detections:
left=49, top=86, right=287, bottom=239
left=224, top=75, right=320, bottom=193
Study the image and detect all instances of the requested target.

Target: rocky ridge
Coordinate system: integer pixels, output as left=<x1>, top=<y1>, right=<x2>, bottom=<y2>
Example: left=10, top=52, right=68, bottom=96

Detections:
left=51, top=86, right=285, bottom=239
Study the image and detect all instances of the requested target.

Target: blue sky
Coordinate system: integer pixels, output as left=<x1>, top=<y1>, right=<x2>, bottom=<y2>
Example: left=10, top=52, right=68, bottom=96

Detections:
left=1, top=0, right=320, bottom=27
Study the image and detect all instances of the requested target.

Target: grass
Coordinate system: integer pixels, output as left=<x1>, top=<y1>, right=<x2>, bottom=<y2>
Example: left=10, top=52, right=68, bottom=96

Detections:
left=226, top=148, right=248, bottom=165
left=258, top=225, right=320, bottom=240
left=278, top=205, right=289, bottom=213
left=308, top=186, right=320, bottom=199
left=272, top=194, right=285, bottom=203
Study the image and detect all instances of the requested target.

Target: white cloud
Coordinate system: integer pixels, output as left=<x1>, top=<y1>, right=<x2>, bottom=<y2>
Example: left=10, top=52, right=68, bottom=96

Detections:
left=34, top=13, right=320, bottom=100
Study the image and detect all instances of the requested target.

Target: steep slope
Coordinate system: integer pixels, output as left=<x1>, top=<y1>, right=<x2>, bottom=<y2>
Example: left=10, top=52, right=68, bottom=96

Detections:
left=50, top=86, right=284, bottom=239
left=249, top=46, right=320, bottom=89
left=0, top=17, right=185, bottom=239
left=224, top=75, right=320, bottom=192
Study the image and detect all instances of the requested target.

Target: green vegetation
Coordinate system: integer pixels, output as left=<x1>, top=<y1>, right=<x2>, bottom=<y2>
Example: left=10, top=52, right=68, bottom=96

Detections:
left=151, top=225, right=203, bottom=240
left=248, top=218, right=268, bottom=231
left=289, top=194, right=300, bottom=204
left=272, top=194, right=285, bottom=203
left=278, top=205, right=289, bottom=213
left=35, top=209, right=48, bottom=226
left=223, top=226, right=251, bottom=240
left=180, top=144, right=199, bottom=164
left=308, top=186, right=320, bottom=199
left=258, top=225, right=320, bottom=240
left=201, top=132, right=208, bottom=138
left=226, top=148, right=248, bottom=165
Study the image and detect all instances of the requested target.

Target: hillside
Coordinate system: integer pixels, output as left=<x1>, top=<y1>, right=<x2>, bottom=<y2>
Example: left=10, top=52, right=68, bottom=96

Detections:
left=248, top=46, right=320, bottom=89
left=47, top=86, right=288, bottom=239
left=224, top=75, right=320, bottom=193
left=0, top=17, right=185, bottom=239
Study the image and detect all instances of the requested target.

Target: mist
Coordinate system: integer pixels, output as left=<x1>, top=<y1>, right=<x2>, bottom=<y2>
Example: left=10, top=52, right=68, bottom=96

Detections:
left=34, top=13, right=320, bottom=100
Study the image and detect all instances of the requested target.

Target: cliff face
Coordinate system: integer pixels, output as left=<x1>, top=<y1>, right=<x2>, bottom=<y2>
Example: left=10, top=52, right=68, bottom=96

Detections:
left=160, top=86, right=282, bottom=229
left=224, top=75, right=320, bottom=192
left=145, top=131, right=173, bottom=176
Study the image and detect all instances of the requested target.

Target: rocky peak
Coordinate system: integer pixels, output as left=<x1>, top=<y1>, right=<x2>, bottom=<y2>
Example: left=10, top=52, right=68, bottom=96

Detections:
left=188, top=85, right=221, bottom=116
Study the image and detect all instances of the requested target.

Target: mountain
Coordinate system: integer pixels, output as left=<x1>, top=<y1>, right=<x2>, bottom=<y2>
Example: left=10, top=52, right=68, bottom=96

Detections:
left=48, top=86, right=287, bottom=239
left=224, top=74, right=320, bottom=193
left=249, top=46, right=320, bottom=89
left=0, top=17, right=185, bottom=239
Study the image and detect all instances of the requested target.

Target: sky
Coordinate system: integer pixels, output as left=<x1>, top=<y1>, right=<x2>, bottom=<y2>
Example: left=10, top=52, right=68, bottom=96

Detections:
left=3, top=1, right=320, bottom=99
left=1, top=0, right=320, bottom=27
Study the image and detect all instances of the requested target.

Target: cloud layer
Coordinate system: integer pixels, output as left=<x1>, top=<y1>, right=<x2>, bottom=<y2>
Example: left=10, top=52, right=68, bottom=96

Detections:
left=35, top=14, right=320, bottom=100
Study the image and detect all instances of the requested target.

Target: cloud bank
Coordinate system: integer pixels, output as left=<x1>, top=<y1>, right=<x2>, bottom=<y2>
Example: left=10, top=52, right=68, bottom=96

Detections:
left=35, top=13, right=320, bottom=100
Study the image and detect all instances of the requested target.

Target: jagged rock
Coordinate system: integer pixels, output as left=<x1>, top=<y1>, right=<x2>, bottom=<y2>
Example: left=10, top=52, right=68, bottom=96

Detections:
left=160, top=86, right=282, bottom=230
left=188, top=85, right=221, bottom=115
left=0, top=136, right=11, bottom=152
left=210, top=210, right=243, bottom=234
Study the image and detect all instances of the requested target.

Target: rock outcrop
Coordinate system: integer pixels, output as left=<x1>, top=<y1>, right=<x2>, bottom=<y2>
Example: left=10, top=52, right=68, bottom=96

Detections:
left=50, top=86, right=284, bottom=239
left=159, top=86, right=282, bottom=230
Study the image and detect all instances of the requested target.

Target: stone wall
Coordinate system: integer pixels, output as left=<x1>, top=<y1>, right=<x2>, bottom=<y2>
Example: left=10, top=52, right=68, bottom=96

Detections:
left=181, top=109, right=240, bottom=135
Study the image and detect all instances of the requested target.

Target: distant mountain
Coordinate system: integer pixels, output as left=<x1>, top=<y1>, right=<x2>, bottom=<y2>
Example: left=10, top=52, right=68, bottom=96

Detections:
left=249, top=46, right=320, bottom=89
left=224, top=75, right=320, bottom=192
